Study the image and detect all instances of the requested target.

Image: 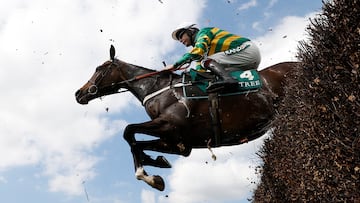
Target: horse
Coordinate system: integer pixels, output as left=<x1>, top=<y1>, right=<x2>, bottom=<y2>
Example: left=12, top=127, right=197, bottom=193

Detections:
left=75, top=45, right=297, bottom=191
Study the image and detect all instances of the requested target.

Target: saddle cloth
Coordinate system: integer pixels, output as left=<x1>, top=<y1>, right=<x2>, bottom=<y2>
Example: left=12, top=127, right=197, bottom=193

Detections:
left=181, top=68, right=262, bottom=99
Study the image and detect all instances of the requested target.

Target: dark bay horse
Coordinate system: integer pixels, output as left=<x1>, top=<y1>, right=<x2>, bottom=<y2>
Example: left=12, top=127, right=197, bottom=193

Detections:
left=75, top=45, right=297, bottom=191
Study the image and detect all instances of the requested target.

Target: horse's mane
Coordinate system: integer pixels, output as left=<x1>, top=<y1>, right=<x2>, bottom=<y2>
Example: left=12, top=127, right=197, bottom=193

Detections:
left=115, top=58, right=159, bottom=72
left=117, top=58, right=181, bottom=78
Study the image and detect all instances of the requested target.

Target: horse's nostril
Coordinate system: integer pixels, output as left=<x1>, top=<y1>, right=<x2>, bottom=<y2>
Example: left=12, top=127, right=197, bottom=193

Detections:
left=75, top=90, right=81, bottom=97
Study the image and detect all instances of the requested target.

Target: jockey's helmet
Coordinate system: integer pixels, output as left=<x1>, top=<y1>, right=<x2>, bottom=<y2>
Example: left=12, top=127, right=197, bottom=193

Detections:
left=171, top=22, right=199, bottom=41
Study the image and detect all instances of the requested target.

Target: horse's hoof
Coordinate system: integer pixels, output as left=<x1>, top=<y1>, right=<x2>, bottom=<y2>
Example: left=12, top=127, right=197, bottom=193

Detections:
left=151, top=175, right=165, bottom=191
left=156, top=156, right=172, bottom=168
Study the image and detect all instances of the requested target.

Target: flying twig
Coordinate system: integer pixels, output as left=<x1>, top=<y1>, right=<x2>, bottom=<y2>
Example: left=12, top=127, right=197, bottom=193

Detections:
left=82, top=181, right=90, bottom=202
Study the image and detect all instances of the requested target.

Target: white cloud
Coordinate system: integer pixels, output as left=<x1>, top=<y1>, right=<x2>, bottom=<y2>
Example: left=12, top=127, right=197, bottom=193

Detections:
left=255, top=13, right=317, bottom=69
left=141, top=189, right=156, bottom=203
left=267, top=0, right=278, bottom=9
left=252, top=21, right=263, bottom=32
left=238, top=0, right=257, bottom=11
left=159, top=135, right=268, bottom=203
left=0, top=0, right=205, bottom=196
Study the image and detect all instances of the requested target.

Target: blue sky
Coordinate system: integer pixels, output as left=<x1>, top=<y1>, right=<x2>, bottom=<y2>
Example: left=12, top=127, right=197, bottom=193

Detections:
left=0, top=0, right=322, bottom=203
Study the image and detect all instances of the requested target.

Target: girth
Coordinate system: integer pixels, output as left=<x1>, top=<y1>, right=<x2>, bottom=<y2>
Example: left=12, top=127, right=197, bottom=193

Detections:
left=208, top=93, right=222, bottom=147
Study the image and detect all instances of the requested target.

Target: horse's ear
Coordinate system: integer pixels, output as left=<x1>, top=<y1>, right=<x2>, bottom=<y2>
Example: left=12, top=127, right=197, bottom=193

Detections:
left=110, top=45, right=115, bottom=61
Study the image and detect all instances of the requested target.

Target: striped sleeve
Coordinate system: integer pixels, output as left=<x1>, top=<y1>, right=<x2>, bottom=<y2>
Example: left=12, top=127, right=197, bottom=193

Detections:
left=174, top=29, right=213, bottom=67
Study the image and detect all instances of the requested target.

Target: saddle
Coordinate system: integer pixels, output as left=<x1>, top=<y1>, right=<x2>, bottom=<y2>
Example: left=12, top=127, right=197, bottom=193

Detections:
left=181, top=68, right=262, bottom=99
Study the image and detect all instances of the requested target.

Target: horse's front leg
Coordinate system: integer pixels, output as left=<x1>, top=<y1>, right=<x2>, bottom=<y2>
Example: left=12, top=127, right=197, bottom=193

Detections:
left=123, top=119, right=174, bottom=191
left=136, top=138, right=192, bottom=168
left=123, top=100, right=191, bottom=191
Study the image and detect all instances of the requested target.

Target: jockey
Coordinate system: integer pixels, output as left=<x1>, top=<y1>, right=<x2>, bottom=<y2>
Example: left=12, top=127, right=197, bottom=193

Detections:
left=165, top=22, right=261, bottom=92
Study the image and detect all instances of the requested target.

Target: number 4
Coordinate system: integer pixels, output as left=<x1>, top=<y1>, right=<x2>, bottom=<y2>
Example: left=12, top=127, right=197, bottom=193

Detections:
left=240, top=70, right=254, bottom=80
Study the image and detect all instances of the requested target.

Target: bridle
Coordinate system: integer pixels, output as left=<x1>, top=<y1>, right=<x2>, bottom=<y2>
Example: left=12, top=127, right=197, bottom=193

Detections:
left=87, top=60, right=131, bottom=96
left=87, top=62, right=114, bottom=95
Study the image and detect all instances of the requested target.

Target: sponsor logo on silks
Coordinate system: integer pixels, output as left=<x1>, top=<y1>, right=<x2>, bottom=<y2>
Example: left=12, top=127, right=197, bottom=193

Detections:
left=224, top=43, right=250, bottom=55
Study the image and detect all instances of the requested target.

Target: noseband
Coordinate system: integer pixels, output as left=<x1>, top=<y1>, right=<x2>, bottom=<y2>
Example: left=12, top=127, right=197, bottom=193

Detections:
left=87, top=61, right=115, bottom=95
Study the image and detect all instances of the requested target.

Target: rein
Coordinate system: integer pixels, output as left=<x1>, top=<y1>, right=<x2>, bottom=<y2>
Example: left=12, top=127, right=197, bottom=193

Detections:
left=114, top=63, right=190, bottom=86
left=89, top=61, right=190, bottom=96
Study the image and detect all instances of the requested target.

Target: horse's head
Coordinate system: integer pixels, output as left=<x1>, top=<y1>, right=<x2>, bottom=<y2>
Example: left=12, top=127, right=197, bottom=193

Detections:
left=75, top=45, right=126, bottom=104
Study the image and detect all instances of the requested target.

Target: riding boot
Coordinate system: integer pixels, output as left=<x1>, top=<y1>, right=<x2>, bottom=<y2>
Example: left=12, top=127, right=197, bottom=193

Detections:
left=205, top=60, right=238, bottom=93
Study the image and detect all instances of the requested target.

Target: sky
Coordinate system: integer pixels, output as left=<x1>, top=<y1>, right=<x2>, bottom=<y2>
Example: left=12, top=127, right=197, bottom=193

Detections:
left=0, top=0, right=323, bottom=203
